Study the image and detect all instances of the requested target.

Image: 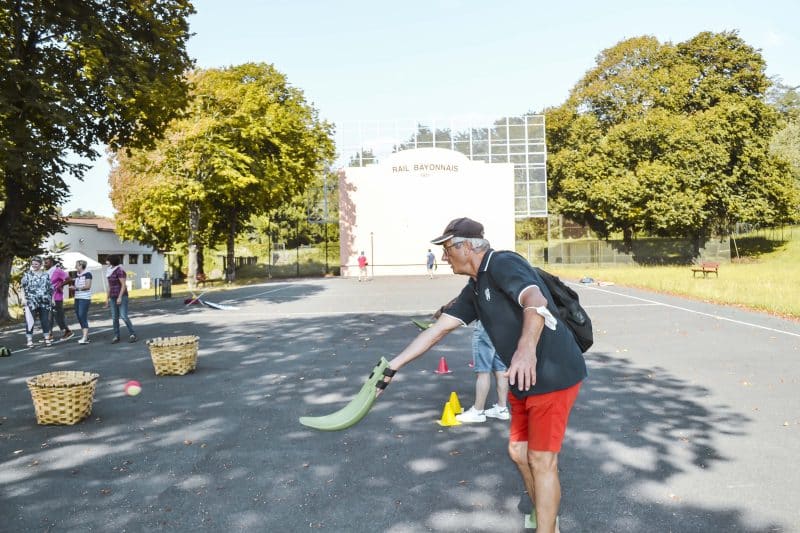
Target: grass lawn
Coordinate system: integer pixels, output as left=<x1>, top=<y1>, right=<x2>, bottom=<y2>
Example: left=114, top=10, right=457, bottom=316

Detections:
left=547, top=228, right=800, bottom=320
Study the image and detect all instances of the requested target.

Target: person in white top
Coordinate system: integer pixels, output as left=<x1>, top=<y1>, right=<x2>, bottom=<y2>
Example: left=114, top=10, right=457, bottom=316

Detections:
left=73, top=260, right=93, bottom=344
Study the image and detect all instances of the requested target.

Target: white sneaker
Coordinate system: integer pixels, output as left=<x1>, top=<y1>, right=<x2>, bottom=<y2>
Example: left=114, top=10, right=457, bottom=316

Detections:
left=455, top=406, right=486, bottom=423
left=484, top=404, right=510, bottom=420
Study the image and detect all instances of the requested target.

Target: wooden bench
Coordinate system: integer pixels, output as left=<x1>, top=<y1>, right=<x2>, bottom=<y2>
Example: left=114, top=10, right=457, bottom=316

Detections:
left=197, top=270, right=225, bottom=287
left=196, top=273, right=215, bottom=287
left=691, top=261, right=719, bottom=278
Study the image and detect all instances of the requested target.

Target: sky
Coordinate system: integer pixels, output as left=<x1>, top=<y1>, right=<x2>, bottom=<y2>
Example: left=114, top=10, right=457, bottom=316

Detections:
left=62, top=0, right=800, bottom=217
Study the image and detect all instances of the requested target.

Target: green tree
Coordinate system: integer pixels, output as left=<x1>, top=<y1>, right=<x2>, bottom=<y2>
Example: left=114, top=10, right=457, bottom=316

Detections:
left=66, top=209, right=99, bottom=218
left=767, top=79, right=800, bottom=181
left=0, top=0, right=194, bottom=320
left=547, top=31, right=800, bottom=249
left=766, top=79, right=800, bottom=122
left=347, top=148, right=377, bottom=167
left=111, top=63, right=335, bottom=285
left=771, top=120, right=800, bottom=181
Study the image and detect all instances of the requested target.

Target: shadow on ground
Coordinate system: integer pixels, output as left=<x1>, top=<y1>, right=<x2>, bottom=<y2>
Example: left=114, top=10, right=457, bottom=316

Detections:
left=0, top=311, right=782, bottom=532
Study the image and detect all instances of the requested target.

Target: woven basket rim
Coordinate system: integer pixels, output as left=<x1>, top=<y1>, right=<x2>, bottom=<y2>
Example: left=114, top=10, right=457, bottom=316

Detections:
left=146, top=335, right=199, bottom=347
left=27, top=371, right=100, bottom=388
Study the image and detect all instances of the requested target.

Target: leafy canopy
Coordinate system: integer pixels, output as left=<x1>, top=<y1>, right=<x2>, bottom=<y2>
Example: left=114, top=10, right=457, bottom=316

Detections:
left=0, top=0, right=194, bottom=320
left=546, top=31, right=800, bottom=242
left=110, top=63, right=336, bottom=275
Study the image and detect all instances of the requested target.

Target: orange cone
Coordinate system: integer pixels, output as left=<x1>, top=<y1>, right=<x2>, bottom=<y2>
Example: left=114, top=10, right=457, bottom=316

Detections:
left=437, top=402, right=461, bottom=426
left=434, top=356, right=452, bottom=374
left=448, top=392, right=463, bottom=414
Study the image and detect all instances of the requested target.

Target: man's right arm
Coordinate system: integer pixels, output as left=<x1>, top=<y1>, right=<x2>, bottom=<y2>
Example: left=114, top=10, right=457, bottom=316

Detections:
left=379, top=314, right=462, bottom=395
left=506, top=284, right=549, bottom=391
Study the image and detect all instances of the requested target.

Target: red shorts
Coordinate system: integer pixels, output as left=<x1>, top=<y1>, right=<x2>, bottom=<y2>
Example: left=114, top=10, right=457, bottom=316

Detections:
left=508, top=381, right=582, bottom=452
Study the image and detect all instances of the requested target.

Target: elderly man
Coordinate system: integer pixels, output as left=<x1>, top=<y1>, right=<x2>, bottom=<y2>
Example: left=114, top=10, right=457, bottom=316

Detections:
left=380, top=217, right=587, bottom=532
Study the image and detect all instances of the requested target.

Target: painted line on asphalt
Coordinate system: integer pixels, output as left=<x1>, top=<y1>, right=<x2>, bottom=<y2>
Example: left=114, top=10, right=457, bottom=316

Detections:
left=585, top=303, right=661, bottom=308
left=578, top=284, right=800, bottom=339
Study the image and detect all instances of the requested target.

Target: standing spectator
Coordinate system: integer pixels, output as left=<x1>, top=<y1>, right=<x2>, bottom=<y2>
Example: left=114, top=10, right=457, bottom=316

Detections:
left=21, top=256, right=53, bottom=347
left=105, top=256, right=137, bottom=343
left=357, top=251, right=368, bottom=282
left=73, top=260, right=93, bottom=344
left=456, top=321, right=510, bottom=423
left=426, top=249, right=437, bottom=278
left=43, top=256, right=73, bottom=340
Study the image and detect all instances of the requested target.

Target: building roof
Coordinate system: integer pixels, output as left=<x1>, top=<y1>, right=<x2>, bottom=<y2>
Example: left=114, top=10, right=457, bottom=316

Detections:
left=65, top=217, right=116, bottom=232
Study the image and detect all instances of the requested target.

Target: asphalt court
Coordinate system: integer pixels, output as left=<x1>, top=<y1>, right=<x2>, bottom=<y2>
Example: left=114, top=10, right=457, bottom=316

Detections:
left=1, top=275, right=799, bottom=532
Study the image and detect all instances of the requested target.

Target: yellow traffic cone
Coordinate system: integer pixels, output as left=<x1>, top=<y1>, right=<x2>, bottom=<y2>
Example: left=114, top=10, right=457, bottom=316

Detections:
left=437, top=402, right=461, bottom=426
left=448, top=392, right=463, bottom=414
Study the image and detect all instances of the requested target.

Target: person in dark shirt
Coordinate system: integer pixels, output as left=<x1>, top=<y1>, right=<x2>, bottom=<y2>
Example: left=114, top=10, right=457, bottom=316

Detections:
left=380, top=217, right=587, bottom=533
left=105, top=255, right=137, bottom=343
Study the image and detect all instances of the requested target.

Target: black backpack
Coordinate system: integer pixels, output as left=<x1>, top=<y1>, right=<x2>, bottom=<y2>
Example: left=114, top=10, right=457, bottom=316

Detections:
left=535, top=267, right=594, bottom=353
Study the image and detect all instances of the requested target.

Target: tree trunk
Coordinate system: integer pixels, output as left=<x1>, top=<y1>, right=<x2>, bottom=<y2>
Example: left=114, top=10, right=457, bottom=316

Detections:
left=226, top=209, right=237, bottom=282
left=622, top=227, right=633, bottom=252
left=0, top=178, right=25, bottom=322
left=197, top=245, right=205, bottom=276
left=691, top=229, right=704, bottom=258
left=187, top=202, right=200, bottom=291
left=0, top=255, right=12, bottom=322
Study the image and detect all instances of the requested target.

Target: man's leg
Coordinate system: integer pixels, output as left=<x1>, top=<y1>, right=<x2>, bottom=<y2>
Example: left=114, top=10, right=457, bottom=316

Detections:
left=508, top=440, right=535, bottom=508
left=529, top=450, right=560, bottom=532
left=508, top=384, right=581, bottom=532
left=508, top=442, right=561, bottom=533
left=462, top=322, right=493, bottom=417
left=493, top=369, right=509, bottom=408
left=53, top=301, right=62, bottom=331
left=473, top=372, right=490, bottom=411
left=55, top=300, right=72, bottom=336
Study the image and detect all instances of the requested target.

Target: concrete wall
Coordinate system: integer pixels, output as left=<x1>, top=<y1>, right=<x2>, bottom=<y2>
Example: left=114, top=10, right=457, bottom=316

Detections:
left=339, top=148, right=515, bottom=277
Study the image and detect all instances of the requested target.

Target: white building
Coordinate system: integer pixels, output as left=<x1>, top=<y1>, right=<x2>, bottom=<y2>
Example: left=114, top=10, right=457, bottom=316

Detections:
left=44, top=218, right=166, bottom=292
left=339, top=148, right=515, bottom=277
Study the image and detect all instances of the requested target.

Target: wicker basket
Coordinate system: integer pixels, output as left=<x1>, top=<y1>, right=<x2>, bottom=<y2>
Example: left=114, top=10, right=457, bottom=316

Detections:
left=146, top=335, right=199, bottom=376
left=27, top=371, right=100, bottom=425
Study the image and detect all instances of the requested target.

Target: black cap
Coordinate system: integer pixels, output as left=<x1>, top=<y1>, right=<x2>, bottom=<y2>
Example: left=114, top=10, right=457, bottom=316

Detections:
left=430, top=217, right=484, bottom=244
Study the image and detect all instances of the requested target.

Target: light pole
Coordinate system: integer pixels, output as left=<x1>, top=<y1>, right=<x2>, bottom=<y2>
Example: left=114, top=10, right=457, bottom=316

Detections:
left=370, top=232, right=374, bottom=278
left=323, top=173, right=329, bottom=274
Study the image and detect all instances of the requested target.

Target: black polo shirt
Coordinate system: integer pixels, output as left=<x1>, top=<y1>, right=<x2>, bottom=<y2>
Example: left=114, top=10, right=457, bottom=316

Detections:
left=443, top=250, right=587, bottom=398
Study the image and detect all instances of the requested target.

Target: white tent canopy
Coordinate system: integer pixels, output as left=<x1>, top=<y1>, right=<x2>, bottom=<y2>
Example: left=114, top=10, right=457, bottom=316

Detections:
left=59, top=252, right=102, bottom=272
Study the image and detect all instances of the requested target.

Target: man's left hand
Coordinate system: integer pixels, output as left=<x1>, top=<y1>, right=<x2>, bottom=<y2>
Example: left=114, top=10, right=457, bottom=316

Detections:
left=506, top=349, right=537, bottom=391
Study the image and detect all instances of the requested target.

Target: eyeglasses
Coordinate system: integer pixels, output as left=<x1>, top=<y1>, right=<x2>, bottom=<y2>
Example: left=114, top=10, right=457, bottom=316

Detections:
left=442, top=241, right=463, bottom=257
